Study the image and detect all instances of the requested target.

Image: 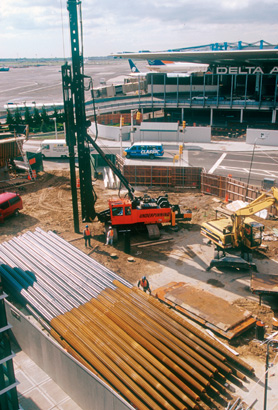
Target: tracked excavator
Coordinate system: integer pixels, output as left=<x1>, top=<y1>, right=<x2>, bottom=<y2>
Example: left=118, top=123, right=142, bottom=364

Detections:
left=62, top=0, right=192, bottom=240
left=201, top=187, right=278, bottom=271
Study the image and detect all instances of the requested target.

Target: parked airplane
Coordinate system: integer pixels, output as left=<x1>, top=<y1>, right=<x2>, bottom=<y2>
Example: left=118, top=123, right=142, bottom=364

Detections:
left=128, top=59, right=208, bottom=77
left=147, top=59, right=208, bottom=73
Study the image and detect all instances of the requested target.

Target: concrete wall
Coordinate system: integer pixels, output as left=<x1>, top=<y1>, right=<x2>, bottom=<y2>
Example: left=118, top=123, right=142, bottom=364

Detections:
left=246, top=128, right=278, bottom=146
left=5, top=301, right=133, bottom=410
left=89, top=122, right=211, bottom=144
left=182, top=126, right=211, bottom=143
left=134, top=123, right=211, bottom=144
left=89, top=123, right=130, bottom=141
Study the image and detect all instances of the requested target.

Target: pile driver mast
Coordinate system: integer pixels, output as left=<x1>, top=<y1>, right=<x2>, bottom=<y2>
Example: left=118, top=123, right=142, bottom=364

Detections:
left=62, top=0, right=97, bottom=229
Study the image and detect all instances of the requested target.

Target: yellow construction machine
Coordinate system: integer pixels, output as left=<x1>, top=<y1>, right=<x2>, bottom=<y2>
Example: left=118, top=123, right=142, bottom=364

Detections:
left=201, top=187, right=278, bottom=271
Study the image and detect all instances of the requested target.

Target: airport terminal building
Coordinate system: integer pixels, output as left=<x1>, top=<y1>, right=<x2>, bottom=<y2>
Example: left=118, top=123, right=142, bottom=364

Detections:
left=118, top=41, right=278, bottom=129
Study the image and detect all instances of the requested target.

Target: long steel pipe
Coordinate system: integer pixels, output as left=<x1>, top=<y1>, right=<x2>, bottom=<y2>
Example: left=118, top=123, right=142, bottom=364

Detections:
left=106, top=287, right=223, bottom=375
left=98, top=292, right=211, bottom=388
left=10, top=237, right=96, bottom=300
left=78, top=302, right=200, bottom=406
left=52, top=315, right=168, bottom=410
left=0, top=246, right=83, bottom=309
left=38, top=228, right=132, bottom=288
left=90, top=297, right=205, bottom=397
left=0, top=264, right=56, bottom=321
left=1, top=239, right=90, bottom=303
left=110, top=286, right=232, bottom=375
left=102, top=288, right=215, bottom=378
left=50, top=317, right=151, bottom=410
left=63, top=311, right=186, bottom=410
left=71, top=305, right=196, bottom=409
left=25, top=231, right=114, bottom=292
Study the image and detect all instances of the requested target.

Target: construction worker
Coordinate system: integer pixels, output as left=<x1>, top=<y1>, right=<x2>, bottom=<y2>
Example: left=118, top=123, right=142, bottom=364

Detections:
left=137, top=276, right=151, bottom=295
left=105, top=226, right=114, bottom=246
left=83, top=225, right=91, bottom=247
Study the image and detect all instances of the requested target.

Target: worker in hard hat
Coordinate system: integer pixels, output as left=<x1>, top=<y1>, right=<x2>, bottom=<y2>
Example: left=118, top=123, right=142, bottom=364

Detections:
left=83, top=225, right=92, bottom=247
left=138, top=276, right=151, bottom=295
left=105, top=226, right=114, bottom=246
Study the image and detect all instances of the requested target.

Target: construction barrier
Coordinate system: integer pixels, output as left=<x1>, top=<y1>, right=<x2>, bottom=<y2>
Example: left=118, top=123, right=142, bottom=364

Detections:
left=122, top=165, right=202, bottom=188
left=201, top=173, right=227, bottom=198
left=97, top=112, right=139, bottom=126
left=201, top=173, right=277, bottom=217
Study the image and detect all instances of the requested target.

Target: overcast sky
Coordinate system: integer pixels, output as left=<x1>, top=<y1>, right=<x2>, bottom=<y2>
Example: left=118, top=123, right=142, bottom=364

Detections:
left=1, top=0, right=278, bottom=59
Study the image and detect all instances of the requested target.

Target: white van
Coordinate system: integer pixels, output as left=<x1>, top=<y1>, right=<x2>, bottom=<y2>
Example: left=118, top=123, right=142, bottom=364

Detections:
left=40, top=139, right=94, bottom=158
left=41, top=139, right=70, bottom=158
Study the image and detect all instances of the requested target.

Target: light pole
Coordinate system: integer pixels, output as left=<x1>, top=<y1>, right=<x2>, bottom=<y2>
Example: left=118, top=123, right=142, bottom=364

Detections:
left=245, top=133, right=266, bottom=200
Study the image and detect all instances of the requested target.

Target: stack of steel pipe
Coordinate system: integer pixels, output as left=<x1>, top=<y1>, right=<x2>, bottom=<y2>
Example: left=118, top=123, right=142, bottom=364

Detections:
left=0, top=228, right=254, bottom=410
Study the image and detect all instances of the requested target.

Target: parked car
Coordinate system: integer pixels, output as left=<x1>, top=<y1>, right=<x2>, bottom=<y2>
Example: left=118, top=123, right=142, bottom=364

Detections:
left=0, top=192, right=23, bottom=223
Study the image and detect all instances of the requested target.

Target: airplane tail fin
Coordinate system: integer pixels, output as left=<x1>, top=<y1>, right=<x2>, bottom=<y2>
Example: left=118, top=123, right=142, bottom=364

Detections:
left=128, top=59, right=140, bottom=73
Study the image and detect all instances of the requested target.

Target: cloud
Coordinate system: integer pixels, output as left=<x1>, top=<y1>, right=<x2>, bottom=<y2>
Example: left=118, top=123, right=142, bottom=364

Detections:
left=1, top=0, right=278, bottom=58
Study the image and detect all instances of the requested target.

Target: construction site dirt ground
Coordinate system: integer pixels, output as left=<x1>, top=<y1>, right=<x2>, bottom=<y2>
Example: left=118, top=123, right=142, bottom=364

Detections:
left=1, top=170, right=278, bottom=409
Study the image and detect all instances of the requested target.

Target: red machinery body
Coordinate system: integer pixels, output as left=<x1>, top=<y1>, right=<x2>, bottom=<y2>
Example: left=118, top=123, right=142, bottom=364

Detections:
left=108, top=197, right=192, bottom=227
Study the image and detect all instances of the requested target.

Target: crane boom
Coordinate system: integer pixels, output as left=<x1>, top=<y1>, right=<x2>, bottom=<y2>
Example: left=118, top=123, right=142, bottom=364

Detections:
left=235, top=187, right=278, bottom=217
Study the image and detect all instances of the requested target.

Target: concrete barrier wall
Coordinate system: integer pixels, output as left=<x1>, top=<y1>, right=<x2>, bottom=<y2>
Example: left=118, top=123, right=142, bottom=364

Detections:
left=5, top=300, right=133, bottom=410
left=134, top=126, right=211, bottom=143
left=246, top=128, right=278, bottom=146
left=183, top=126, right=211, bottom=143
left=134, top=129, right=180, bottom=143
left=89, top=123, right=130, bottom=141
left=89, top=122, right=211, bottom=144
